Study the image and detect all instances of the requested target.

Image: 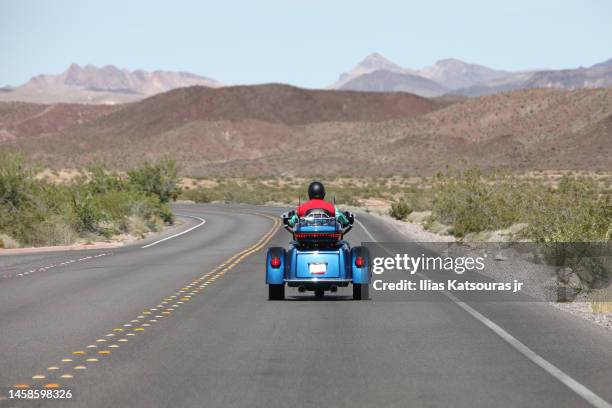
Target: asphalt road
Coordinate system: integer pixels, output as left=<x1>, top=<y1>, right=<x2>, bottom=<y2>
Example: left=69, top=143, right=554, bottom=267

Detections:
left=1, top=203, right=612, bottom=408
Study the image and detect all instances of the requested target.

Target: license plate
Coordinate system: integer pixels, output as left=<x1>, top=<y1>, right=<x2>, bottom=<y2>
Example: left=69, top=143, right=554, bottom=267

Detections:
left=309, top=263, right=327, bottom=274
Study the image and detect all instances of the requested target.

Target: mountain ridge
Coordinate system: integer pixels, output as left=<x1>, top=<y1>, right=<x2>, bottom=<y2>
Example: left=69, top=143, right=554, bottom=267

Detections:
left=332, top=53, right=612, bottom=97
left=0, top=63, right=223, bottom=105
left=1, top=84, right=611, bottom=176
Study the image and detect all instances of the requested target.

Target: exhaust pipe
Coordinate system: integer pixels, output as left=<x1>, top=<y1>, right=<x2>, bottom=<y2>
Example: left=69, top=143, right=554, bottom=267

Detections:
left=298, top=286, right=306, bottom=293
left=330, top=286, right=338, bottom=293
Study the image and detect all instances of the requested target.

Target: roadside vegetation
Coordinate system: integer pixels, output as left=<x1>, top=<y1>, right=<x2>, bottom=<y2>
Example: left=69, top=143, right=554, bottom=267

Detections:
left=425, top=168, right=612, bottom=242
left=180, top=179, right=369, bottom=206
left=0, top=152, right=179, bottom=248
left=400, top=168, right=612, bottom=296
left=179, top=170, right=612, bottom=244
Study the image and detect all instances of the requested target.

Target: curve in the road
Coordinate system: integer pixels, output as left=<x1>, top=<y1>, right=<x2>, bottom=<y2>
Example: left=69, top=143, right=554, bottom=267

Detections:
left=11, top=210, right=280, bottom=392
left=141, top=215, right=207, bottom=249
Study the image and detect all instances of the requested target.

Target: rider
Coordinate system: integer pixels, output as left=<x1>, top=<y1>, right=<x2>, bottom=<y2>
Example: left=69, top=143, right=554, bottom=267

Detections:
left=288, top=181, right=350, bottom=227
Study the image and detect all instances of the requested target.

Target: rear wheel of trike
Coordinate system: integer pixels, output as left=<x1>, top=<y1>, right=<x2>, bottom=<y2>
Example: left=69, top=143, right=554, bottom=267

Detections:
left=353, top=284, right=369, bottom=300
left=268, top=284, right=285, bottom=300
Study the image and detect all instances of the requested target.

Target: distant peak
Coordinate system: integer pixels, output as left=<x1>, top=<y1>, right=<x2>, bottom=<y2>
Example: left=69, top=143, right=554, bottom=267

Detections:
left=364, top=52, right=386, bottom=60
left=356, top=52, right=405, bottom=72
left=361, top=52, right=394, bottom=65
left=66, top=62, right=83, bottom=72
left=435, top=58, right=468, bottom=66
left=592, top=57, right=612, bottom=69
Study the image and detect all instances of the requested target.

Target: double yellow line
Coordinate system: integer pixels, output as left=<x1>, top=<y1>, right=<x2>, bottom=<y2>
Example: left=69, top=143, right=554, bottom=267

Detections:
left=15, top=211, right=281, bottom=390
left=202, top=213, right=281, bottom=278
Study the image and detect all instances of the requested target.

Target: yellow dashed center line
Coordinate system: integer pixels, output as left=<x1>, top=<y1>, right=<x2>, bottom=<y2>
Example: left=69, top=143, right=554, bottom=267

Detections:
left=15, top=212, right=279, bottom=388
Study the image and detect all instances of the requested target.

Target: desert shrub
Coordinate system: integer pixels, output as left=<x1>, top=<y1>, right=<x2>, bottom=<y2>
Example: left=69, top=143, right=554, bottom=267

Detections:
left=179, top=180, right=367, bottom=207
left=430, top=169, right=524, bottom=237
left=181, top=188, right=212, bottom=203
left=0, top=153, right=53, bottom=244
left=520, top=178, right=612, bottom=290
left=389, top=200, right=412, bottom=220
left=128, top=159, right=181, bottom=203
left=426, top=170, right=612, bottom=289
left=0, top=152, right=36, bottom=211
left=87, top=164, right=127, bottom=194
left=25, top=214, right=77, bottom=246
left=71, top=186, right=104, bottom=233
left=522, top=177, right=612, bottom=243
left=0, top=153, right=175, bottom=247
left=0, top=233, right=20, bottom=248
left=401, top=186, right=433, bottom=212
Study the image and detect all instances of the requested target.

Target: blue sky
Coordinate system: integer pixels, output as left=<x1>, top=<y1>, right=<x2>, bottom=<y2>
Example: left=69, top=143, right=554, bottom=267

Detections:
left=2, top=0, right=611, bottom=88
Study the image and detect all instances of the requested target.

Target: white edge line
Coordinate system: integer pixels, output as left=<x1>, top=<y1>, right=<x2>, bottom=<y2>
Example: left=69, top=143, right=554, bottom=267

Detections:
left=360, top=215, right=612, bottom=408
left=141, top=215, right=206, bottom=249
left=441, top=290, right=612, bottom=408
left=356, top=219, right=376, bottom=242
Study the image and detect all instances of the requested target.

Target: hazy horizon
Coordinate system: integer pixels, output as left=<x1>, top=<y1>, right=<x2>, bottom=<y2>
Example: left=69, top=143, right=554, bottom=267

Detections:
left=2, top=0, right=611, bottom=88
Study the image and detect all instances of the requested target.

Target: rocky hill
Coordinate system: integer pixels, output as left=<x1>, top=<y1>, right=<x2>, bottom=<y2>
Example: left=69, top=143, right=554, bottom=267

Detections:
left=0, top=64, right=222, bottom=104
left=1, top=85, right=610, bottom=177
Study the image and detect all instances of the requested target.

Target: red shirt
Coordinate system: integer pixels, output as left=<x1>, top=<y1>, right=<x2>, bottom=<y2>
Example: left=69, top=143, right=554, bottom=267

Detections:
left=297, top=199, right=335, bottom=217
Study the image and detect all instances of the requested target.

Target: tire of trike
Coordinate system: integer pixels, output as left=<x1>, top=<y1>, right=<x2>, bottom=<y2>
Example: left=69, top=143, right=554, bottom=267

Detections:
left=353, top=283, right=369, bottom=300
left=268, top=284, right=285, bottom=300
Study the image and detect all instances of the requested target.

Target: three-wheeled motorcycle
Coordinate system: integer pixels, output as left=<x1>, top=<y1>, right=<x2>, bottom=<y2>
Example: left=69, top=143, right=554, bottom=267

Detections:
left=265, top=209, right=370, bottom=300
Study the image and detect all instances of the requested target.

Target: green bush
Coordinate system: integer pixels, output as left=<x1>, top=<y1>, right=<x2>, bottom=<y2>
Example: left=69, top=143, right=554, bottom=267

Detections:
left=181, top=188, right=212, bottom=203
left=128, top=159, right=181, bottom=203
left=430, top=169, right=524, bottom=237
left=402, top=186, right=433, bottom=212
left=71, top=186, right=103, bottom=233
left=427, top=170, right=612, bottom=240
left=0, top=153, right=176, bottom=247
left=0, top=152, right=36, bottom=211
left=389, top=200, right=412, bottom=220
left=522, top=177, right=612, bottom=243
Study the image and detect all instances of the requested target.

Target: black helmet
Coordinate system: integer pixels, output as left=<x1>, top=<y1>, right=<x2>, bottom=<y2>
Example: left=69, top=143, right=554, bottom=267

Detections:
left=308, top=181, right=326, bottom=199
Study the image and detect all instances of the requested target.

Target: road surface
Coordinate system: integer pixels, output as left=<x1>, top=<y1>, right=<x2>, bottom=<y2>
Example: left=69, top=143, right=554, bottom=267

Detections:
left=1, top=204, right=612, bottom=407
